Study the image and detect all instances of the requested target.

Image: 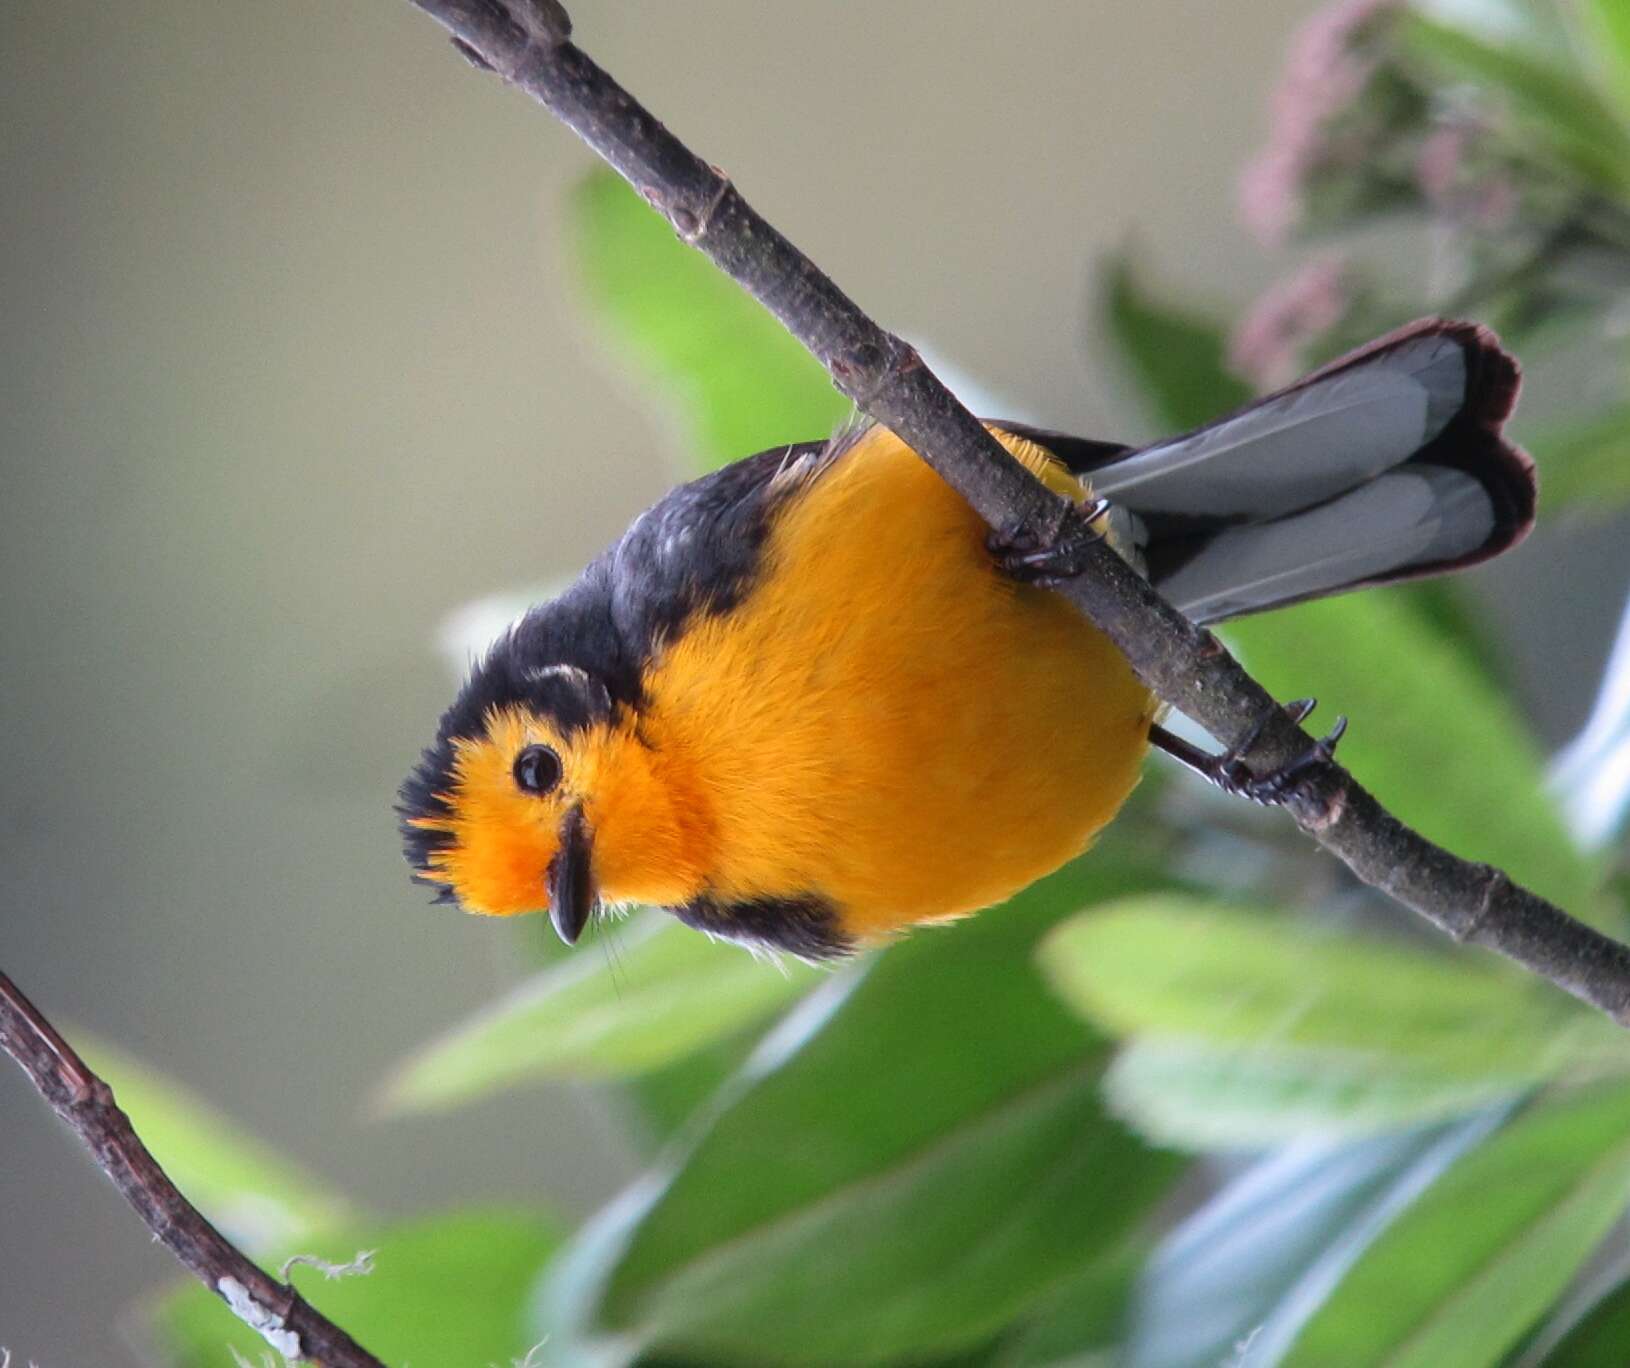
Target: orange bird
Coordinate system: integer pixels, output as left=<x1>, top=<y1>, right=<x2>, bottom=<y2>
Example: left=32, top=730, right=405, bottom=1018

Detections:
left=399, top=321, right=1532, bottom=957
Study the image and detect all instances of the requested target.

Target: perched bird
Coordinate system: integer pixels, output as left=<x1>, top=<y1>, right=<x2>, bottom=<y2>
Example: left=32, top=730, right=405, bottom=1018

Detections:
left=399, top=320, right=1533, bottom=958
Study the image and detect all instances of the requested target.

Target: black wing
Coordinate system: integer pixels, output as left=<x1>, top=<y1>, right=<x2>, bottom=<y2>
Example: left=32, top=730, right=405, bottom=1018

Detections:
left=498, top=440, right=832, bottom=709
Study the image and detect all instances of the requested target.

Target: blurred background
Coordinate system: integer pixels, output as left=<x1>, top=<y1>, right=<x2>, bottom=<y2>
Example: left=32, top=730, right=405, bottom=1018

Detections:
left=7, top=1, right=1630, bottom=1365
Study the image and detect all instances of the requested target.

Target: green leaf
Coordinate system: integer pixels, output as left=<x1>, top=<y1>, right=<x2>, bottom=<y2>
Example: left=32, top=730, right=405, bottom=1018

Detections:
left=1125, top=1112, right=1507, bottom=1368
left=1537, top=1270, right=1630, bottom=1366
left=1041, top=898, right=1629, bottom=1080
left=1579, top=0, right=1630, bottom=127
left=1040, top=898, right=1630, bottom=1147
left=991, top=1243, right=1145, bottom=1367
left=1100, top=255, right=1253, bottom=434
left=1392, top=580, right=1511, bottom=699
left=620, top=1028, right=763, bottom=1149
left=377, top=911, right=823, bottom=1114
left=570, top=169, right=851, bottom=474
left=1223, top=591, right=1602, bottom=919
left=598, top=1066, right=1145, bottom=1366
left=1533, top=402, right=1630, bottom=513
left=1400, top=15, right=1630, bottom=197
left=1284, top=1082, right=1630, bottom=1366
left=78, top=1035, right=352, bottom=1254
left=147, top=1209, right=561, bottom=1367
left=1412, top=0, right=1574, bottom=55
left=544, top=854, right=1182, bottom=1367
left=1101, top=1039, right=1525, bottom=1150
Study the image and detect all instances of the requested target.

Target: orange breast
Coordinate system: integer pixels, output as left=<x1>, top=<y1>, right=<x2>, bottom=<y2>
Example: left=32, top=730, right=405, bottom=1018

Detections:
left=631, top=427, right=1157, bottom=941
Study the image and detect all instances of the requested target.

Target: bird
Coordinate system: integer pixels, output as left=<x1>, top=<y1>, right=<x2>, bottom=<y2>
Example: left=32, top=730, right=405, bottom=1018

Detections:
left=398, top=319, right=1534, bottom=958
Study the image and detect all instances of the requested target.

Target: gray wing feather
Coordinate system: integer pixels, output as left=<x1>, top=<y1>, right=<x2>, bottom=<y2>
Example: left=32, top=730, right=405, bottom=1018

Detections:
left=1085, top=320, right=1532, bottom=623
left=1094, top=333, right=1467, bottom=519
left=1159, top=466, right=1494, bottom=622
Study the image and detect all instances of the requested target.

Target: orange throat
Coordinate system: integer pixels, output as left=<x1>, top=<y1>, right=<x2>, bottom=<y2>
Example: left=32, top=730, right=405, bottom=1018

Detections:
left=583, top=720, right=715, bottom=910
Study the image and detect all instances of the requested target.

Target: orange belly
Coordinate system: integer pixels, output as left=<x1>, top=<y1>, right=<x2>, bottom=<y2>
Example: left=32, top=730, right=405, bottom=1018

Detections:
left=638, top=427, right=1158, bottom=941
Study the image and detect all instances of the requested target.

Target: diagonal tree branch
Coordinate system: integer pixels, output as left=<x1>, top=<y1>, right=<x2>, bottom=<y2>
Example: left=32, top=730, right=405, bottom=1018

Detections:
left=404, top=0, right=1630, bottom=1025
left=0, top=969, right=385, bottom=1368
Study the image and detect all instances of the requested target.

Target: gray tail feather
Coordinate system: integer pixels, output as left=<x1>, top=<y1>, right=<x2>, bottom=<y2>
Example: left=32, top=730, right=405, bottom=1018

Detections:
left=1091, top=319, right=1535, bottom=625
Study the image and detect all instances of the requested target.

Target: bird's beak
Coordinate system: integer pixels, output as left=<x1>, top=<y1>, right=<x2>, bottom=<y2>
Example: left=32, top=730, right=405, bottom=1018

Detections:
left=547, top=805, right=597, bottom=946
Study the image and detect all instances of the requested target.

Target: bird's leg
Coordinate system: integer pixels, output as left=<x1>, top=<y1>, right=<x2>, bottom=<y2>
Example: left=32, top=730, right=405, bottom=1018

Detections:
left=988, top=499, right=1112, bottom=588
left=1149, top=697, right=1348, bottom=806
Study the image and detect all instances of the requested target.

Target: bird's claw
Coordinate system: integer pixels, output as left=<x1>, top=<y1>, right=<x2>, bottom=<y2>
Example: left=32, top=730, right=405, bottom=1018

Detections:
left=988, top=500, right=1112, bottom=588
left=1152, top=697, right=1348, bottom=806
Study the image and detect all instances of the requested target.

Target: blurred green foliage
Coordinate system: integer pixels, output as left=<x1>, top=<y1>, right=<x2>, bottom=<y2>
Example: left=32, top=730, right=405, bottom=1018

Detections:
left=1227, top=591, right=1598, bottom=915
left=545, top=857, right=1180, bottom=1366
left=1285, top=1084, right=1630, bottom=1368
left=1101, top=257, right=1253, bottom=431
left=75, top=1035, right=354, bottom=1254
left=125, top=3, right=1630, bottom=1363
left=376, top=911, right=823, bottom=1114
left=570, top=171, right=851, bottom=467
left=1042, top=897, right=1627, bottom=1150
left=150, top=1211, right=562, bottom=1366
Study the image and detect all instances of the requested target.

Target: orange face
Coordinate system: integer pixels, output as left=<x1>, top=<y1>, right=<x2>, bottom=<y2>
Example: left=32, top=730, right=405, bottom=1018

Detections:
left=407, top=706, right=579, bottom=921
left=403, top=690, right=714, bottom=943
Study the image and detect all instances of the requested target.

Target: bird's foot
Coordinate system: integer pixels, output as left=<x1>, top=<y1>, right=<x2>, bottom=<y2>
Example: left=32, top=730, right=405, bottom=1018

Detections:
left=1149, top=697, right=1348, bottom=806
left=988, top=499, right=1112, bottom=588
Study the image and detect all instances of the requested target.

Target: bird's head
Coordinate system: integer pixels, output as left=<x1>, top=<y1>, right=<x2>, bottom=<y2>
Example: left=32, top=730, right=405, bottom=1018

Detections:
left=399, top=617, right=711, bottom=943
left=398, top=637, right=619, bottom=944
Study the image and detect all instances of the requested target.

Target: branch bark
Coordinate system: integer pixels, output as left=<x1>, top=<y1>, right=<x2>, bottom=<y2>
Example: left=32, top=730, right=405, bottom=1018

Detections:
left=0, top=969, right=385, bottom=1368
left=406, top=0, right=1630, bottom=1025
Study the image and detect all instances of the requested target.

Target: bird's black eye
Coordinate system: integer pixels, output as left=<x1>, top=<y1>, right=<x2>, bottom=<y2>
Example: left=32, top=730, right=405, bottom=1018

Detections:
left=513, top=744, right=562, bottom=796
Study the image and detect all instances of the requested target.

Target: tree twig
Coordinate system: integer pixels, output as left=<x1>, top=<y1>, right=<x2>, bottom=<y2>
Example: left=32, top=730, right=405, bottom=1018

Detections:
left=404, top=0, right=1630, bottom=1026
left=0, top=969, right=386, bottom=1368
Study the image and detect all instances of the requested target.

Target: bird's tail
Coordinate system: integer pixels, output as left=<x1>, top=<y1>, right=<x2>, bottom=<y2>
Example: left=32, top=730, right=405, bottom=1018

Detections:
left=1090, top=320, right=1535, bottom=625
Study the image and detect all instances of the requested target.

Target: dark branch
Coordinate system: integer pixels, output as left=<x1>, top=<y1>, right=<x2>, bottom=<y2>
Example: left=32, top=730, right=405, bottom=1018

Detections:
left=404, top=0, right=1630, bottom=1026
left=0, top=969, right=386, bottom=1367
